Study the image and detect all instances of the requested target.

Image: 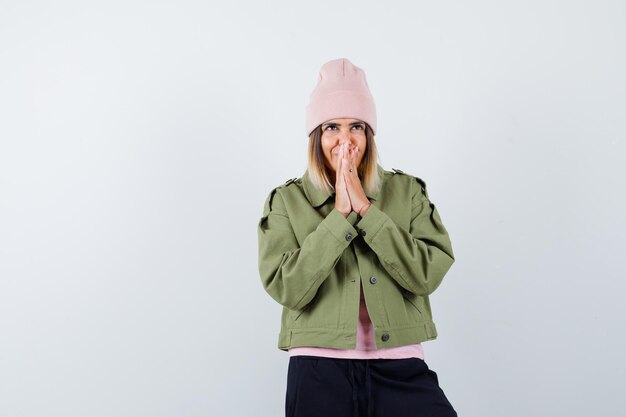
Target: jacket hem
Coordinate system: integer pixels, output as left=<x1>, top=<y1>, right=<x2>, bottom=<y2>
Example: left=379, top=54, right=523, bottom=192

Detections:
left=277, top=321, right=438, bottom=351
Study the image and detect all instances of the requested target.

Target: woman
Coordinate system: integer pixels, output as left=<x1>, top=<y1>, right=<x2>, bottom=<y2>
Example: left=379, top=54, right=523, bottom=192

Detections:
left=258, top=58, right=457, bottom=417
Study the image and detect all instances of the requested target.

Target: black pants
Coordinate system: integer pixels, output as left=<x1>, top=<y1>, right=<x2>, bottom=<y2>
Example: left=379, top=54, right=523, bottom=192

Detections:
left=286, top=356, right=457, bottom=417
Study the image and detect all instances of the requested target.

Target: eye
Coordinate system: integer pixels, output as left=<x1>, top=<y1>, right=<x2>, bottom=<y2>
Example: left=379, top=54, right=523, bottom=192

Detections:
left=323, top=125, right=337, bottom=131
left=351, top=124, right=364, bottom=130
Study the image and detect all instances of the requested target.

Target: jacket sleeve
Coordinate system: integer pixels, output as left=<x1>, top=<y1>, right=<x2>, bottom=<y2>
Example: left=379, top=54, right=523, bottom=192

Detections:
left=355, top=177, right=455, bottom=296
left=257, top=188, right=358, bottom=310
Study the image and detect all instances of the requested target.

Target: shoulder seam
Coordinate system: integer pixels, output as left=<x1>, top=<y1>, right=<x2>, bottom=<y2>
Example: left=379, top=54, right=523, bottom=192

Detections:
left=391, top=168, right=429, bottom=198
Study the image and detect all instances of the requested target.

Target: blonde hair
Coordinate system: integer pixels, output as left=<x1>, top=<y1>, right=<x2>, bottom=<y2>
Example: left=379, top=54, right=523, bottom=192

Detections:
left=306, top=123, right=381, bottom=196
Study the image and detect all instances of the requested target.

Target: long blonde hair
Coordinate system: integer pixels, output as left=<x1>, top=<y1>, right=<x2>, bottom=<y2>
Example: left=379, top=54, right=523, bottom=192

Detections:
left=306, top=123, right=381, bottom=196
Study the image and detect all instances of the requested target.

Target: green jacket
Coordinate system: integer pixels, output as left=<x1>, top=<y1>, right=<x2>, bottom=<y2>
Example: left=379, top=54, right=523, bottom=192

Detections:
left=257, top=165, right=455, bottom=351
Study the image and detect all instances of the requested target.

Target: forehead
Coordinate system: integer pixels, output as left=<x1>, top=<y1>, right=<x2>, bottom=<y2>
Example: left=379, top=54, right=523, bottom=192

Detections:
left=322, top=118, right=364, bottom=125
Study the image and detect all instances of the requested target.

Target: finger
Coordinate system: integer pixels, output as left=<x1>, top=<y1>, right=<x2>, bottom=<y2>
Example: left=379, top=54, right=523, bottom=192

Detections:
left=351, top=144, right=358, bottom=161
left=346, top=147, right=356, bottom=177
left=339, top=143, right=345, bottom=168
left=342, top=144, right=349, bottom=169
left=349, top=147, right=357, bottom=172
left=339, top=145, right=346, bottom=163
left=336, top=146, right=344, bottom=177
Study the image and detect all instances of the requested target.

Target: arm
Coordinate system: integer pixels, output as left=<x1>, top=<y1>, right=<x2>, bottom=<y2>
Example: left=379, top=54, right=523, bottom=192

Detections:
left=257, top=188, right=358, bottom=310
left=355, top=178, right=455, bottom=296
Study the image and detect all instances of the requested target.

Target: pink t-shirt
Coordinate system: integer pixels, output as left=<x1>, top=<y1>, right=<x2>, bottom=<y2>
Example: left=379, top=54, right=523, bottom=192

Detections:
left=288, top=285, right=424, bottom=360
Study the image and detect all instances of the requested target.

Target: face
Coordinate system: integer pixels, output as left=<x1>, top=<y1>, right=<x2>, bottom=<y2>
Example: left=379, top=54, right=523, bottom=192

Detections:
left=320, top=118, right=367, bottom=173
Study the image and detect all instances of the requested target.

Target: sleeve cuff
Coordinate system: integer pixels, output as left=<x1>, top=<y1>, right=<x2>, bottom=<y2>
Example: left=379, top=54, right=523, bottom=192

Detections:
left=320, top=208, right=359, bottom=244
left=355, top=203, right=388, bottom=240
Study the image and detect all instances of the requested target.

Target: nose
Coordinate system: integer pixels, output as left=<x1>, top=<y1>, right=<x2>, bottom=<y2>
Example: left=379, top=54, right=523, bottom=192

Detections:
left=338, top=129, right=353, bottom=145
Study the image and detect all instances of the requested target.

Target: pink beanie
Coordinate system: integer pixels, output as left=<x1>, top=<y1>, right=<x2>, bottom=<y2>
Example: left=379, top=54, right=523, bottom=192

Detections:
left=305, top=58, right=377, bottom=137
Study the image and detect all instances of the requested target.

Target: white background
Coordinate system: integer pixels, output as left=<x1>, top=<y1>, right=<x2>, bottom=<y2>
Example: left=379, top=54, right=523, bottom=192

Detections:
left=1, top=1, right=625, bottom=416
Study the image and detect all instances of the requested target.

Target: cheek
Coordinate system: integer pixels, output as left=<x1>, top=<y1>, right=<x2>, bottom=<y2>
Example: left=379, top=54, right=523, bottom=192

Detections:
left=321, top=140, right=334, bottom=158
left=358, top=140, right=367, bottom=158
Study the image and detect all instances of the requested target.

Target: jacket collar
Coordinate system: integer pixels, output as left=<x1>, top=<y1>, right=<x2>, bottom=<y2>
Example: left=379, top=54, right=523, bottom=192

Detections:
left=302, top=164, right=384, bottom=207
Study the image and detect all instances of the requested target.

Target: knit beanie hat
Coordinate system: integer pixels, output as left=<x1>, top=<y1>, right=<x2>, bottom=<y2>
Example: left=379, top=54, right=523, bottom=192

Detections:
left=305, top=58, right=377, bottom=137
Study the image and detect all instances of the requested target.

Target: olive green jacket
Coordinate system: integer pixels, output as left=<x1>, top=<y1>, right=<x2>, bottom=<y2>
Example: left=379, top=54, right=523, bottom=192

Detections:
left=257, top=165, right=455, bottom=351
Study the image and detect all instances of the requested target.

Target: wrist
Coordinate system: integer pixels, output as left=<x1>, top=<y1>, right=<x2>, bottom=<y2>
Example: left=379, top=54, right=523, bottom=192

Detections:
left=337, top=207, right=350, bottom=218
left=357, top=202, right=371, bottom=217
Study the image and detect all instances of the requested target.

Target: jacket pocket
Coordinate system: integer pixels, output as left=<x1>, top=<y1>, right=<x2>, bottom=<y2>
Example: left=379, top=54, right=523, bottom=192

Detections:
left=290, top=304, right=311, bottom=322
left=401, top=289, right=424, bottom=317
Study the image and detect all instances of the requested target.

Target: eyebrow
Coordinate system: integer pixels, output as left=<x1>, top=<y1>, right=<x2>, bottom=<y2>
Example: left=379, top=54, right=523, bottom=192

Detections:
left=322, top=121, right=365, bottom=127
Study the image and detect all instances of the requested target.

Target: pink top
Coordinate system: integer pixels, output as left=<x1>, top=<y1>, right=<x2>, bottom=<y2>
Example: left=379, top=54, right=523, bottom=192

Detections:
left=288, top=285, right=424, bottom=360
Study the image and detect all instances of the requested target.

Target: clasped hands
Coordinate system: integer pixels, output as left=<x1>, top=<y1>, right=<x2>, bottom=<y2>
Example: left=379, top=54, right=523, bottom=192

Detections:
left=334, top=142, right=372, bottom=218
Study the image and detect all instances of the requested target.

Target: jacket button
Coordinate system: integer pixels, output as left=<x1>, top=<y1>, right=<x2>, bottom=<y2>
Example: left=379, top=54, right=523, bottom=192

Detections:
left=345, top=233, right=353, bottom=241
left=369, top=276, right=377, bottom=284
left=381, top=333, right=390, bottom=342
left=358, top=228, right=367, bottom=237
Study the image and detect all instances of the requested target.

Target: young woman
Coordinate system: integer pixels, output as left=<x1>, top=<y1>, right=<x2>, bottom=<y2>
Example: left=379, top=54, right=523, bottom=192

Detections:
left=258, top=58, right=458, bottom=417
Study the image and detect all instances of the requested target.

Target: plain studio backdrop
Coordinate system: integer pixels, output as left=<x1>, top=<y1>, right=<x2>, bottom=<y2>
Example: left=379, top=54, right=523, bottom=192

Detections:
left=1, top=1, right=624, bottom=416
